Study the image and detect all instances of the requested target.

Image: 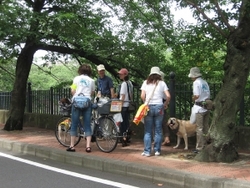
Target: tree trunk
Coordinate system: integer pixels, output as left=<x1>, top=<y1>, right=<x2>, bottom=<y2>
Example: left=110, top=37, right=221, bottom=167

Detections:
left=195, top=15, right=250, bottom=162
left=4, top=45, right=36, bottom=131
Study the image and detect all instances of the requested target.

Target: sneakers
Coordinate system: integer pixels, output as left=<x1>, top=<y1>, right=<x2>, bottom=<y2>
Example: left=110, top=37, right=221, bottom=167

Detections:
left=155, top=151, right=160, bottom=156
left=141, top=152, right=150, bottom=157
left=141, top=152, right=160, bottom=156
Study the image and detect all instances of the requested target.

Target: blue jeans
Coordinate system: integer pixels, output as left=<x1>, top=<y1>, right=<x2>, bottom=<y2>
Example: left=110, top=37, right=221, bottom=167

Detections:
left=70, top=105, right=92, bottom=137
left=143, top=104, right=164, bottom=154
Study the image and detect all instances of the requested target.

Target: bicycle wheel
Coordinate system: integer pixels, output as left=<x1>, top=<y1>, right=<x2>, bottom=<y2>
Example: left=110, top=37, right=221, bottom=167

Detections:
left=95, top=116, right=118, bottom=153
left=55, top=117, right=81, bottom=147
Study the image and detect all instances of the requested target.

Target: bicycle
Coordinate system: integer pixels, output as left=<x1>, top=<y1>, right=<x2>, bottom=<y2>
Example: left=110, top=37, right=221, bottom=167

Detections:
left=55, top=98, right=123, bottom=153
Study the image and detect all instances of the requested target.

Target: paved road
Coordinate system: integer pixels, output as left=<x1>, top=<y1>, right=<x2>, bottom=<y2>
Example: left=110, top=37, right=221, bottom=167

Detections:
left=0, top=149, right=170, bottom=188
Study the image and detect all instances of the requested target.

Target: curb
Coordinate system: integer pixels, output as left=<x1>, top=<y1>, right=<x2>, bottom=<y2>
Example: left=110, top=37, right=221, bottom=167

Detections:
left=0, top=138, right=250, bottom=188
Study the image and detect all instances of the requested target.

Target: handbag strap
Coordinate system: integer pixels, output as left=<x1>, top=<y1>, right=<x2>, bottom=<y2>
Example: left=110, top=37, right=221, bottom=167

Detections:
left=145, top=81, right=159, bottom=105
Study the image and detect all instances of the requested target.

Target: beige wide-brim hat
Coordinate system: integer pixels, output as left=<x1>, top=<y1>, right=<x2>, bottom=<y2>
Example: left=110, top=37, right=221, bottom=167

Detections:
left=188, top=67, right=202, bottom=78
left=97, top=64, right=105, bottom=71
left=149, top=66, right=161, bottom=76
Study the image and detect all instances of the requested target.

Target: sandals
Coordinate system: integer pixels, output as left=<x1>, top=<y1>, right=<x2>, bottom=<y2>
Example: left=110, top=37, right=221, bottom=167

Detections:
left=86, top=147, right=91, bottom=153
left=66, top=147, right=75, bottom=152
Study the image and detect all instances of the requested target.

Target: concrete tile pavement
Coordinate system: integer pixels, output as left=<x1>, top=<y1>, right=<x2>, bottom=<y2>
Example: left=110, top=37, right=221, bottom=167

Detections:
left=0, top=125, right=250, bottom=188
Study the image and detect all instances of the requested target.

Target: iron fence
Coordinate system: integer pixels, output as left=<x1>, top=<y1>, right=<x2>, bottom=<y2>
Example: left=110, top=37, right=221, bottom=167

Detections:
left=0, top=79, right=249, bottom=126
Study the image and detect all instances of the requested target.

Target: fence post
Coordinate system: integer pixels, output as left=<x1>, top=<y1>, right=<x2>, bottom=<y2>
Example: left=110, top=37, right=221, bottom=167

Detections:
left=27, top=82, right=32, bottom=113
left=50, top=87, right=54, bottom=115
left=169, top=72, right=176, bottom=117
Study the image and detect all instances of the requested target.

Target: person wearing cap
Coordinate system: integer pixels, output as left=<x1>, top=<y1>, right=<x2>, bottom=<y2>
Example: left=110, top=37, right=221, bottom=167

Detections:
left=160, top=71, right=171, bottom=146
left=117, top=68, right=133, bottom=147
left=96, top=64, right=115, bottom=99
left=188, top=67, right=210, bottom=152
left=140, top=67, right=171, bottom=157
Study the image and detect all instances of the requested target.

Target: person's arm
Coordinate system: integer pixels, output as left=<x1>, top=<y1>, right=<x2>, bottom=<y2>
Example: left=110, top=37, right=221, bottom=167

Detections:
left=164, top=90, right=171, bottom=109
left=192, top=95, right=199, bottom=101
left=192, top=82, right=200, bottom=101
left=70, top=83, right=76, bottom=96
left=119, top=82, right=126, bottom=102
left=141, top=90, right=146, bottom=103
left=110, top=88, right=115, bottom=98
left=120, top=93, right=125, bottom=102
left=140, top=80, right=146, bottom=103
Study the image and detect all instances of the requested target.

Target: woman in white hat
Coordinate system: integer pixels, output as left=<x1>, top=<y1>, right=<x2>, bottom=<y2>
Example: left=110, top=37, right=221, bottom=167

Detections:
left=140, top=67, right=171, bottom=157
left=188, top=67, right=210, bottom=152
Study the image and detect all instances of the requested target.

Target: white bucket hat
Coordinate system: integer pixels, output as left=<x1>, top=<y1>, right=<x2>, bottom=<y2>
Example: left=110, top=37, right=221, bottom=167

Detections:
left=188, top=67, right=202, bottom=78
left=149, top=66, right=161, bottom=76
left=97, top=64, right=105, bottom=71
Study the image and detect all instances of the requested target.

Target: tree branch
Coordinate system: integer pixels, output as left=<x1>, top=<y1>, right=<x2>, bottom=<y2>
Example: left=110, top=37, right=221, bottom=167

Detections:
left=214, top=0, right=234, bottom=32
left=0, top=65, right=15, bottom=78
left=32, top=63, right=60, bottom=82
left=36, top=44, right=119, bottom=77
left=186, top=0, right=228, bottom=38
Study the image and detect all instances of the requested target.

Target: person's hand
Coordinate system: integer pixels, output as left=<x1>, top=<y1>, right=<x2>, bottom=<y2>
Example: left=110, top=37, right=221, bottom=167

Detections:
left=113, top=93, right=118, bottom=99
left=164, top=102, right=169, bottom=109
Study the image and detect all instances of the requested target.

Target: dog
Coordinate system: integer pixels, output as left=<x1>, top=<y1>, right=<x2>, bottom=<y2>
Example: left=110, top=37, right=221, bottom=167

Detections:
left=167, top=117, right=197, bottom=150
left=60, top=98, right=71, bottom=105
left=121, top=127, right=136, bottom=147
left=57, top=118, right=71, bottom=144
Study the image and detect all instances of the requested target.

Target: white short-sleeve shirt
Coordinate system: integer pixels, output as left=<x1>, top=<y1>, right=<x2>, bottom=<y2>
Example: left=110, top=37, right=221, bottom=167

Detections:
left=193, top=77, right=210, bottom=112
left=141, top=80, right=169, bottom=105
left=72, top=75, right=95, bottom=100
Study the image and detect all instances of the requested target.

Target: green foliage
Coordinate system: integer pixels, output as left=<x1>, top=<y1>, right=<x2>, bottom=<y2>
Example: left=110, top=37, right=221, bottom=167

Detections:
left=0, top=0, right=244, bottom=91
left=28, top=61, right=78, bottom=90
left=0, top=58, right=15, bottom=91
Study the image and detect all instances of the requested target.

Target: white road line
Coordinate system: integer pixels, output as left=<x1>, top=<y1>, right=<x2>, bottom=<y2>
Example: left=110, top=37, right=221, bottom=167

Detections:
left=0, top=152, right=139, bottom=188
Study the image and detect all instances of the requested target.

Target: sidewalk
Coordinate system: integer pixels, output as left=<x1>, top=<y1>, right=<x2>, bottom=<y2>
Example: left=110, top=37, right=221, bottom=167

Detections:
left=0, top=124, right=250, bottom=188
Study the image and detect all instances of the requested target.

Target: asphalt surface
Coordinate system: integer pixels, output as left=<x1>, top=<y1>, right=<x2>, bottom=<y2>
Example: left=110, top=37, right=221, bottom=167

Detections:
left=0, top=125, right=250, bottom=188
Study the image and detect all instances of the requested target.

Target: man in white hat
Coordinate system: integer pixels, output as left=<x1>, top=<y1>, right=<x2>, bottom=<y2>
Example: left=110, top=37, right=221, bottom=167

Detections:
left=188, top=67, right=210, bottom=152
left=96, top=64, right=115, bottom=98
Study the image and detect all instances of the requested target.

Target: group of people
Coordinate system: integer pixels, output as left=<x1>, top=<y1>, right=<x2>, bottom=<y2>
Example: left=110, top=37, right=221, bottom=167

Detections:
left=66, top=63, right=211, bottom=156
left=141, top=66, right=210, bottom=156
left=66, top=64, right=133, bottom=152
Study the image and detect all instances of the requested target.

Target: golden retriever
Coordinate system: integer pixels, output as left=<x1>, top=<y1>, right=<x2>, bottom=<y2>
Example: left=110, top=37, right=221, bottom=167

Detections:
left=167, top=117, right=197, bottom=150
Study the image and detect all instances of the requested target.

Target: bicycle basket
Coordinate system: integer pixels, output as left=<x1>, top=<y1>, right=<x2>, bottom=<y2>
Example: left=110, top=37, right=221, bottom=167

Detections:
left=59, top=101, right=72, bottom=116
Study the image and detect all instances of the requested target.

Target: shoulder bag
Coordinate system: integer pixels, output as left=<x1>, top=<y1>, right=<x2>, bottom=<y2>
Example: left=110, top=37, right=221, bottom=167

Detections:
left=133, top=81, right=158, bottom=125
left=72, top=93, right=91, bottom=110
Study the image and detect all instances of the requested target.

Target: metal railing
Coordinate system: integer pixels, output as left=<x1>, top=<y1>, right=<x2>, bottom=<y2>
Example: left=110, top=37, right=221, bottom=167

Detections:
left=0, top=76, right=249, bottom=126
